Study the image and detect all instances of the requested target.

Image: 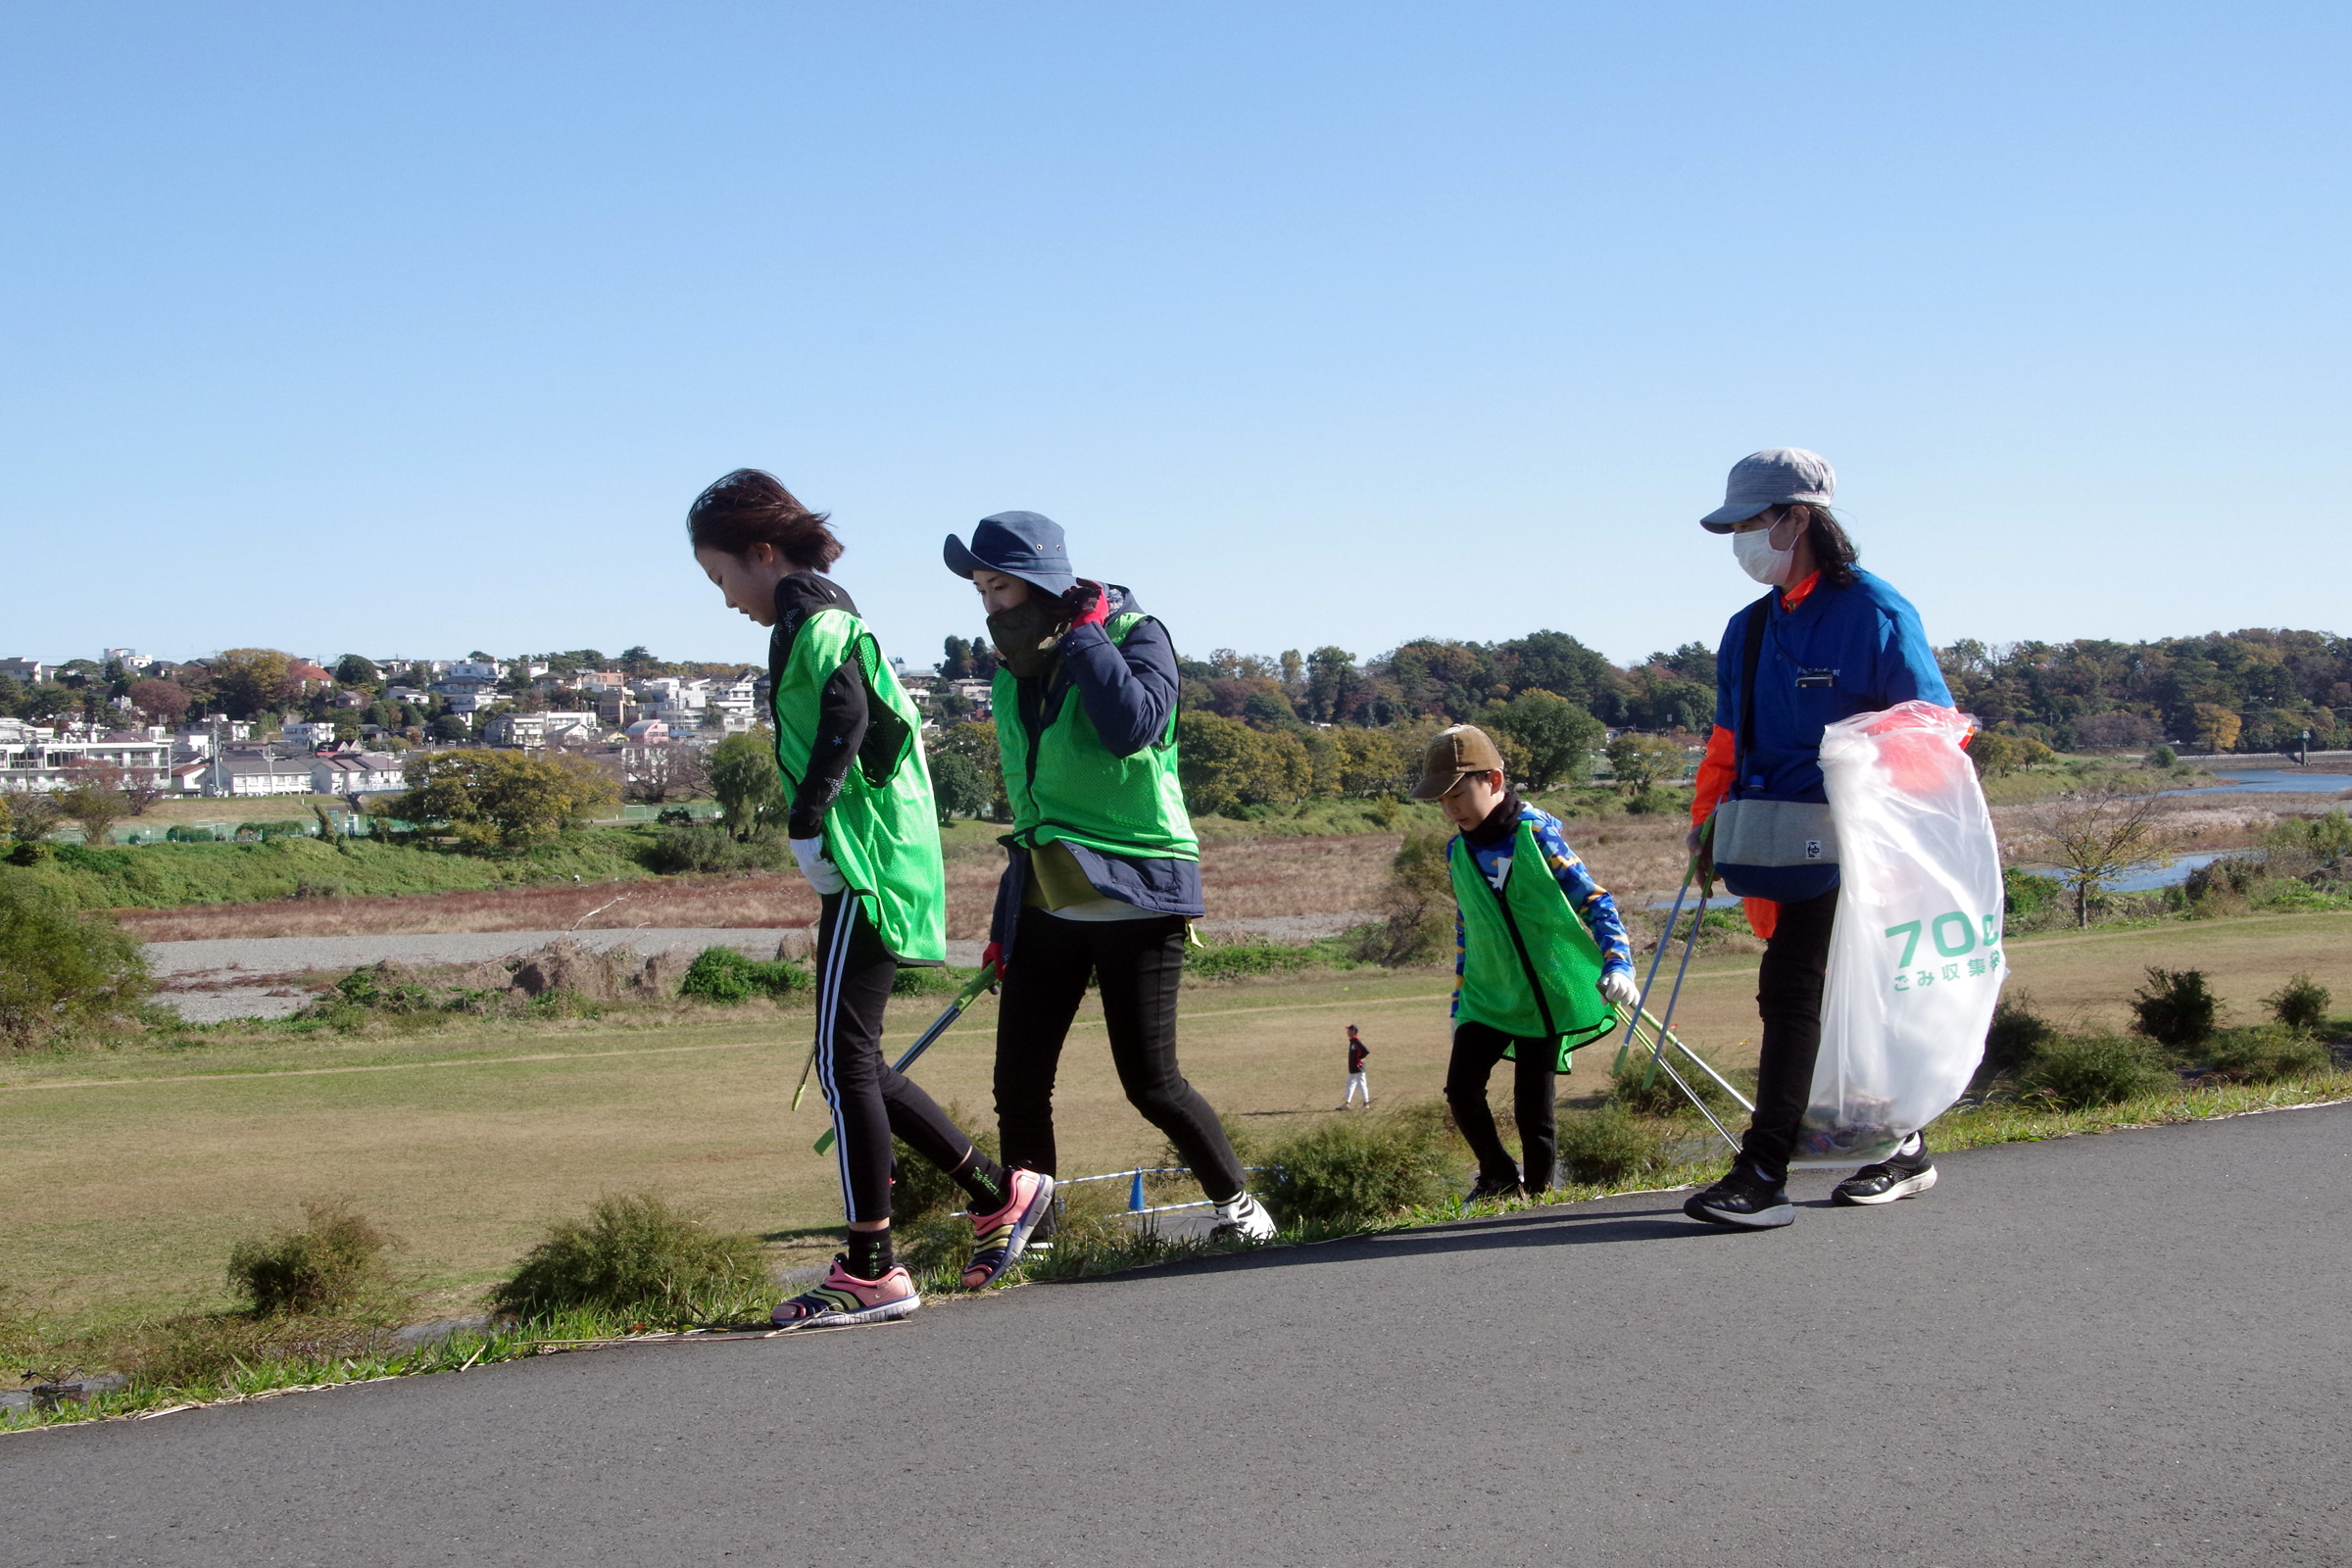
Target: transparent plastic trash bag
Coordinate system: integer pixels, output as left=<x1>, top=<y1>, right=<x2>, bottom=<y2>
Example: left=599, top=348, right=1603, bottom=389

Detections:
left=1794, top=702, right=2005, bottom=1166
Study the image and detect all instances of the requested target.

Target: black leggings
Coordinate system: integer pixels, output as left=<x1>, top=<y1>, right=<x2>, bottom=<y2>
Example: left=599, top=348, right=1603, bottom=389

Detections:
left=811, top=891, right=976, bottom=1225
left=994, top=906, right=1247, bottom=1203
left=1738, top=886, right=1839, bottom=1186
left=1445, top=1021, right=1560, bottom=1193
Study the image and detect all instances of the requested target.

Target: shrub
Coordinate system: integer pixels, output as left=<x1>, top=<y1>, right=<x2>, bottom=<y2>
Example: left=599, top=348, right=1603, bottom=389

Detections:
left=1982, top=990, right=2056, bottom=1078
left=644, top=821, right=792, bottom=874
left=1183, top=942, right=1323, bottom=981
left=1607, top=1048, right=1747, bottom=1119
left=1257, top=1102, right=1453, bottom=1232
left=2204, top=1024, right=2332, bottom=1084
left=2020, top=1033, right=2171, bottom=1109
left=2001, top=866, right=2060, bottom=922
left=1554, top=1105, right=1671, bottom=1185
left=2265, top=972, right=2332, bottom=1033
left=678, top=946, right=808, bottom=1004
left=164, top=825, right=218, bottom=842
left=236, top=819, right=312, bottom=842
left=2149, top=744, right=2179, bottom=768
left=0, top=879, right=149, bottom=1051
left=2130, top=966, right=2220, bottom=1050
left=892, top=963, right=968, bottom=998
left=492, top=1193, right=768, bottom=1321
left=1348, top=829, right=1452, bottom=966
left=331, top=960, right=441, bottom=1014
left=226, top=1200, right=403, bottom=1317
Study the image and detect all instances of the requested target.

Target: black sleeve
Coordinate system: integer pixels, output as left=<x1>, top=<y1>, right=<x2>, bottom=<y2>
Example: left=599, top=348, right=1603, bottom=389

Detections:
left=788, top=658, right=868, bottom=840
left=1058, top=616, right=1179, bottom=758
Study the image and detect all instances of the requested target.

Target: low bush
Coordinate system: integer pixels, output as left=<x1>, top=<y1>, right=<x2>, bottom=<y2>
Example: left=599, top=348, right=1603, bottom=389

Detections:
left=236, top=820, right=312, bottom=842
left=644, top=822, right=792, bottom=875
left=2265, top=972, right=2332, bottom=1033
left=1184, top=941, right=1327, bottom=981
left=226, top=1200, right=404, bottom=1317
left=2130, top=966, right=2220, bottom=1050
left=2020, top=1033, right=2172, bottom=1109
left=1554, top=1105, right=1672, bottom=1185
left=1257, top=1102, right=1454, bottom=1232
left=1982, top=990, right=2057, bottom=1079
left=2203, top=1024, right=2332, bottom=1084
left=1607, top=1047, right=1748, bottom=1118
left=678, top=946, right=809, bottom=1004
left=492, top=1193, right=768, bottom=1322
left=0, top=878, right=149, bottom=1051
left=891, top=963, right=970, bottom=998
left=2002, top=866, right=2062, bottom=923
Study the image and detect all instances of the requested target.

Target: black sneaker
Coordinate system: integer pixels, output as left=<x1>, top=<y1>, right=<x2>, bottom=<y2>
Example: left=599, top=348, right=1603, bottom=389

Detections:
left=1683, top=1163, right=1793, bottom=1229
left=1463, top=1171, right=1525, bottom=1205
left=1833, top=1136, right=1937, bottom=1206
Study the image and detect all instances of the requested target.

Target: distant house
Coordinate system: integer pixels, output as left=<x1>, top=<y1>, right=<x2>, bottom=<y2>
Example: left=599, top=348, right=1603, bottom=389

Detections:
left=484, top=710, right=600, bottom=749
left=281, top=721, right=340, bottom=752
left=193, top=749, right=315, bottom=799
left=0, top=721, right=170, bottom=793
left=0, top=658, right=54, bottom=684
left=285, top=661, right=334, bottom=689
left=622, top=718, right=670, bottom=745
left=101, top=648, right=153, bottom=672
left=312, top=753, right=407, bottom=795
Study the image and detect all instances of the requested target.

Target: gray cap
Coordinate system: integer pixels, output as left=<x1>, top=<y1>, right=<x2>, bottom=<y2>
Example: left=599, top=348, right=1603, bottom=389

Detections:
left=1699, top=448, right=1837, bottom=532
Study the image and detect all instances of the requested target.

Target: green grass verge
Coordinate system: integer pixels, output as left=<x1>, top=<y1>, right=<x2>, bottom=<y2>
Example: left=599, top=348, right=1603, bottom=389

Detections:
left=3, top=830, right=658, bottom=911
left=10, top=1068, right=2346, bottom=1434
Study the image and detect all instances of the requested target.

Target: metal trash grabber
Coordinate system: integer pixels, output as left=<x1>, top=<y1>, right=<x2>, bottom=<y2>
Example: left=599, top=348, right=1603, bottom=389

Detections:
left=811, top=960, right=1000, bottom=1154
left=1609, top=819, right=1750, bottom=1151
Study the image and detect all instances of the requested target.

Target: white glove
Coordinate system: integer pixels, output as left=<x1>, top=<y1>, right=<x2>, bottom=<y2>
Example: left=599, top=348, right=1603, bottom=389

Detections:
left=790, top=836, right=847, bottom=896
left=1599, top=969, right=1642, bottom=1008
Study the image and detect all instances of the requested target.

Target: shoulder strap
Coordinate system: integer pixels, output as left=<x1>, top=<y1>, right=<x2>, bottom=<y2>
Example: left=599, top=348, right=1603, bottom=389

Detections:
left=1735, top=594, right=1773, bottom=794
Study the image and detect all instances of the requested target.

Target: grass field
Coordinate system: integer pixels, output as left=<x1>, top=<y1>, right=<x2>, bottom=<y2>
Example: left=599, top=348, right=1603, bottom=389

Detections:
left=7, top=907, right=2347, bottom=1337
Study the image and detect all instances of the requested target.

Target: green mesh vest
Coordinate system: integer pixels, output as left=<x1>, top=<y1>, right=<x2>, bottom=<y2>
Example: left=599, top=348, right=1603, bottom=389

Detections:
left=770, top=608, right=947, bottom=962
left=993, top=612, right=1199, bottom=862
left=1449, top=819, right=1617, bottom=1067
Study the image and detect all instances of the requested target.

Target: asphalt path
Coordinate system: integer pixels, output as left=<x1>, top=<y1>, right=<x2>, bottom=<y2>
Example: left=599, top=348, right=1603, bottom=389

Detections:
left=8, top=1103, right=2349, bottom=1567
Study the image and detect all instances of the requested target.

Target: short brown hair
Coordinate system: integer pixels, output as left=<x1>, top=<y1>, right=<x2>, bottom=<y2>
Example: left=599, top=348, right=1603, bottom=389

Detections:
left=686, top=469, right=843, bottom=569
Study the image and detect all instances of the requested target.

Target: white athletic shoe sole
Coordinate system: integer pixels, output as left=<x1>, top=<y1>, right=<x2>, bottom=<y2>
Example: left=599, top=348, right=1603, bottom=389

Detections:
left=771, top=1291, right=921, bottom=1331
left=1835, top=1166, right=1938, bottom=1205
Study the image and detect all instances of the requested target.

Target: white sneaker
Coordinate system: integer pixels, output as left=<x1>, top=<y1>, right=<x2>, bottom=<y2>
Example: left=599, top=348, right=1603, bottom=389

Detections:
left=1210, top=1193, right=1277, bottom=1243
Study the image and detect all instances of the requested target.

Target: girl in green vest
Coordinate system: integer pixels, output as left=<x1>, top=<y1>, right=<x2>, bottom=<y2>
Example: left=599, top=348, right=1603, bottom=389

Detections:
left=1409, top=724, right=1642, bottom=1200
left=942, top=512, right=1276, bottom=1242
left=689, top=471, right=1054, bottom=1328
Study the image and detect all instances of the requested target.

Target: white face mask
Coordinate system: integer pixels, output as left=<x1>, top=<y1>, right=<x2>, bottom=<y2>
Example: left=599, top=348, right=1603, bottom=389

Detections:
left=1733, top=524, right=1796, bottom=585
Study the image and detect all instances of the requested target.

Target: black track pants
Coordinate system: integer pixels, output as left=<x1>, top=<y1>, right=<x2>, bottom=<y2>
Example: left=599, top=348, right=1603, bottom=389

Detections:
left=1446, top=1021, right=1560, bottom=1192
left=812, top=891, right=975, bottom=1225
left=1737, top=886, right=1840, bottom=1187
left=994, top=906, right=1248, bottom=1203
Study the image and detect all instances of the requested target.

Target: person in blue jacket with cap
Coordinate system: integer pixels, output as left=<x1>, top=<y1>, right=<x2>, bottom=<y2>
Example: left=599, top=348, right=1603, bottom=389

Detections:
left=1682, top=449, right=1955, bottom=1229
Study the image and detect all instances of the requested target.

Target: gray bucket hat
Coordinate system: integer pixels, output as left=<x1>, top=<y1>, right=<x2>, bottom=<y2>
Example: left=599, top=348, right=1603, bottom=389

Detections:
left=1700, top=448, right=1837, bottom=532
left=942, top=511, right=1079, bottom=597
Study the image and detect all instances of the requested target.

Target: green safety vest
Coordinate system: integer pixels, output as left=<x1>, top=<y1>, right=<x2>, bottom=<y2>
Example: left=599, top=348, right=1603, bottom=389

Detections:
left=770, top=608, right=946, bottom=962
left=1449, top=819, right=1617, bottom=1068
left=993, top=612, right=1199, bottom=862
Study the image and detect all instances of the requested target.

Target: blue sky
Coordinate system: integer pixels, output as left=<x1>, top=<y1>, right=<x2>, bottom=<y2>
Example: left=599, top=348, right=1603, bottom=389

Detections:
left=4, top=3, right=2345, bottom=675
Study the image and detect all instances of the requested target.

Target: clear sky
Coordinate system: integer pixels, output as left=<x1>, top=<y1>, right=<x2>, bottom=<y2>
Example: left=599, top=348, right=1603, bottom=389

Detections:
left=5, top=3, right=2346, bottom=675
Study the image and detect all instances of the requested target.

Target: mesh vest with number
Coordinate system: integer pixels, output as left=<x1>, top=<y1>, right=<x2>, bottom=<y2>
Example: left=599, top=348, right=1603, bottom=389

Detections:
left=1448, top=820, right=1616, bottom=1066
left=769, top=608, right=946, bottom=962
left=993, top=612, right=1199, bottom=862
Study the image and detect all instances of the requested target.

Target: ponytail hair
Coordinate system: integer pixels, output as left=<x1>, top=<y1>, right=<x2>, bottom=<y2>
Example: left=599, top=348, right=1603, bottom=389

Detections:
left=686, top=469, right=843, bottom=570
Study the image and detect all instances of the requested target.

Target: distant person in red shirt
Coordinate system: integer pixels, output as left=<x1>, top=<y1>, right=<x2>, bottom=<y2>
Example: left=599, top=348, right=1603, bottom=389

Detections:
left=1342, top=1025, right=1371, bottom=1108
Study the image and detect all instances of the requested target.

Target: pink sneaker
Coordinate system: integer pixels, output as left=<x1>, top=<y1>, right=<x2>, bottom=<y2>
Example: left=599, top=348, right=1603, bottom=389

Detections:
left=960, top=1168, right=1056, bottom=1290
left=770, top=1256, right=920, bottom=1330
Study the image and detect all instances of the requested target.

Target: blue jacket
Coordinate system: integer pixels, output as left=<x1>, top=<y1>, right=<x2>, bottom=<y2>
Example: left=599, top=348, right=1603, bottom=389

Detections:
left=1712, top=569, right=1950, bottom=806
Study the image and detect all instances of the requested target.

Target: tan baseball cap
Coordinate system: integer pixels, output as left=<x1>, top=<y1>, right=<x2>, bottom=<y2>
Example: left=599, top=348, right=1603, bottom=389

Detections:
left=1408, top=724, right=1506, bottom=800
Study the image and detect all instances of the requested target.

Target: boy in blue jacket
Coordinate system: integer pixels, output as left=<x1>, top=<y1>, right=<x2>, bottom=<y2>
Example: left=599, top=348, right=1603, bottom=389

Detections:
left=1412, top=725, right=1642, bottom=1200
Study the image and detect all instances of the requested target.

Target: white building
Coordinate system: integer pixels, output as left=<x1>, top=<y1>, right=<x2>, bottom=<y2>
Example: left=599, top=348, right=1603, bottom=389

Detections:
left=0, top=720, right=172, bottom=793
left=282, top=722, right=340, bottom=751
left=101, top=648, right=153, bottom=672
left=482, top=710, right=600, bottom=749
left=195, top=750, right=318, bottom=798
left=707, top=674, right=760, bottom=719
left=0, top=658, right=55, bottom=684
left=312, top=753, right=407, bottom=794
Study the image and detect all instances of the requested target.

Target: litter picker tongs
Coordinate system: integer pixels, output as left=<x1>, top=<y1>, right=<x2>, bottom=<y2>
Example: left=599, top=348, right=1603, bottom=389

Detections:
left=1608, top=819, right=1755, bottom=1152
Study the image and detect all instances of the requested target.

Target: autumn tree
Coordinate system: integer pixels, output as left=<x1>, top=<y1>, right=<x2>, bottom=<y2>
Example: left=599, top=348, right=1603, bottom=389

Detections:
left=2015, top=781, right=2180, bottom=927
left=395, top=751, right=617, bottom=851
left=211, top=649, right=296, bottom=719
left=709, top=727, right=785, bottom=837
left=127, top=678, right=190, bottom=727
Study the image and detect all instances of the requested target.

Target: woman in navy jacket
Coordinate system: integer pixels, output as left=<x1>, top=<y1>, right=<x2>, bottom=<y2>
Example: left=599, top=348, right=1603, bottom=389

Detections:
left=1682, top=449, right=1954, bottom=1229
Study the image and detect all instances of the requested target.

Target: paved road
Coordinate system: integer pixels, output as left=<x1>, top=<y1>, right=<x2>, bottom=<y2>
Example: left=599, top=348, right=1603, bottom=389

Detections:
left=8, top=1105, right=2349, bottom=1567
